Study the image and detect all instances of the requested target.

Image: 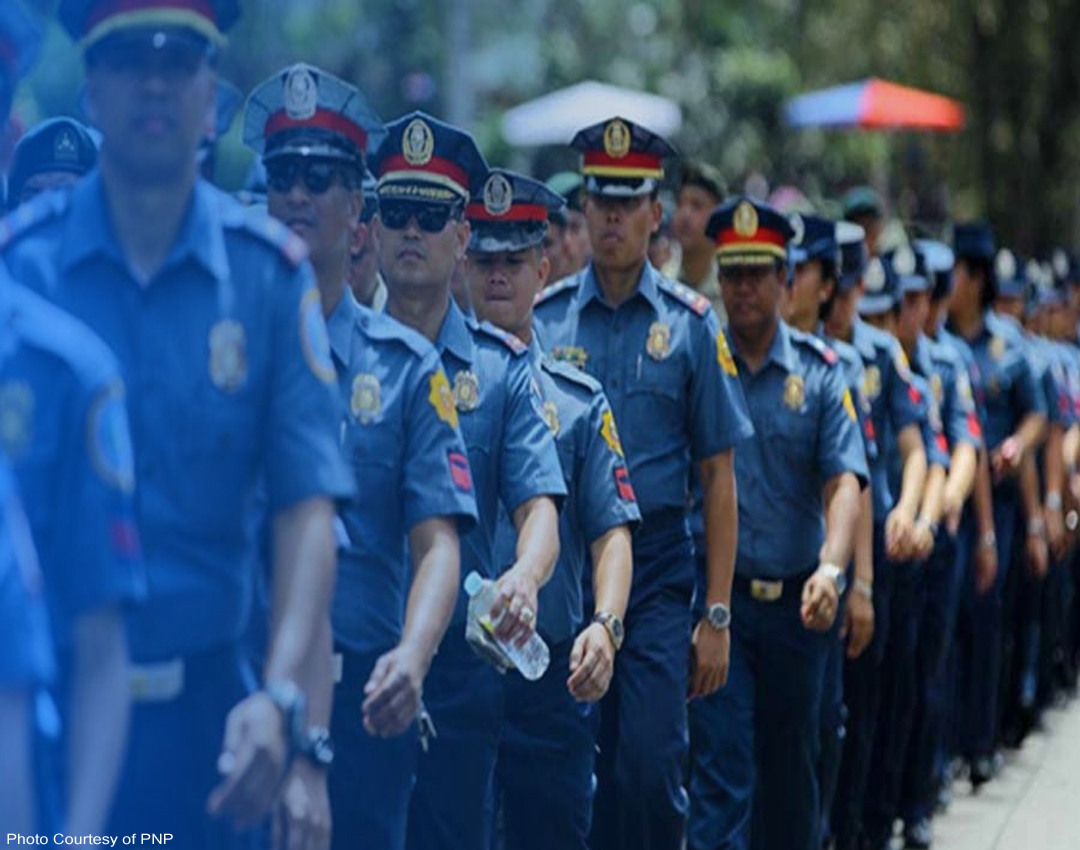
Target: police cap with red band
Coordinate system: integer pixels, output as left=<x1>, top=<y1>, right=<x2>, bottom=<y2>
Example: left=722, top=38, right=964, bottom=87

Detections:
left=244, top=63, right=384, bottom=166
left=466, top=169, right=566, bottom=254
left=571, top=116, right=676, bottom=198
left=706, top=196, right=793, bottom=267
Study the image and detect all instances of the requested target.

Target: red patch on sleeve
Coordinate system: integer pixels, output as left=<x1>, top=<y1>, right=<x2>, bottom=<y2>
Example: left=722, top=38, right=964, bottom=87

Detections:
left=908, top=384, right=923, bottom=405
left=448, top=451, right=473, bottom=493
left=936, top=433, right=949, bottom=455
left=614, top=466, right=636, bottom=502
left=967, top=411, right=983, bottom=440
left=1060, top=395, right=1070, bottom=418
left=864, top=417, right=876, bottom=442
left=110, top=518, right=141, bottom=558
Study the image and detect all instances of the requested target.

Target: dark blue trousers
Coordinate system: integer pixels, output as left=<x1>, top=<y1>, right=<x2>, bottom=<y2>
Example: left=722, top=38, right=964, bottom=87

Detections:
left=106, top=644, right=260, bottom=850
left=688, top=575, right=829, bottom=850
left=817, top=586, right=848, bottom=847
left=495, top=640, right=596, bottom=850
left=330, top=646, right=418, bottom=850
left=590, top=512, right=693, bottom=850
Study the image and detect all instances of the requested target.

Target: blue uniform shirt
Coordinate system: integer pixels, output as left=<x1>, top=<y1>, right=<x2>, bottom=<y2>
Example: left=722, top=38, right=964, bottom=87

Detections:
left=493, top=335, right=641, bottom=644
left=1, top=175, right=353, bottom=661
left=534, top=262, right=753, bottom=521
left=327, top=292, right=478, bottom=655
left=0, top=277, right=145, bottom=652
left=935, top=326, right=989, bottom=430
left=432, top=300, right=566, bottom=625
left=729, top=322, right=868, bottom=579
left=0, top=455, right=53, bottom=687
left=951, top=312, right=1045, bottom=450
left=918, top=334, right=983, bottom=452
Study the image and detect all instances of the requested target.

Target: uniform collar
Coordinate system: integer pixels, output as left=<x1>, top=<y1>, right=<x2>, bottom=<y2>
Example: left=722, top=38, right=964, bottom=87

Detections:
left=851, top=318, right=879, bottom=360
left=728, top=318, right=796, bottom=375
left=60, top=172, right=229, bottom=285
left=578, top=260, right=663, bottom=313
left=326, top=288, right=359, bottom=369
left=912, top=334, right=934, bottom=375
left=527, top=333, right=544, bottom=364
left=436, top=298, right=474, bottom=365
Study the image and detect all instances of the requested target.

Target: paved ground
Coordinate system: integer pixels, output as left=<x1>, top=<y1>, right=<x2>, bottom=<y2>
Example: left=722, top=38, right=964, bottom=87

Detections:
left=911, top=699, right=1080, bottom=850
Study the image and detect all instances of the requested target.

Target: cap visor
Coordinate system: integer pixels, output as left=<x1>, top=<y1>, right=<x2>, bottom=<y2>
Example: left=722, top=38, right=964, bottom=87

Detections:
left=585, top=176, right=657, bottom=198
left=469, top=231, right=545, bottom=254
left=858, top=294, right=896, bottom=316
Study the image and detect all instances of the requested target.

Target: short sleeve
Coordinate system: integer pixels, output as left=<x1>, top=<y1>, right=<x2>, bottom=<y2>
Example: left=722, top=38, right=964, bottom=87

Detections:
left=688, top=311, right=754, bottom=461
left=816, top=364, right=869, bottom=487
left=579, top=392, right=642, bottom=544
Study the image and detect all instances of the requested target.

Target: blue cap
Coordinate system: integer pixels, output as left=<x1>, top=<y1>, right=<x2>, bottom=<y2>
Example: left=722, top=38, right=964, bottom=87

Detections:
left=885, top=243, right=930, bottom=296
left=58, top=0, right=241, bottom=52
left=571, top=116, right=676, bottom=198
left=858, top=255, right=898, bottom=316
left=994, top=248, right=1026, bottom=299
left=836, top=221, right=868, bottom=291
left=244, top=63, right=384, bottom=166
left=370, top=111, right=489, bottom=204
left=706, top=196, right=794, bottom=267
left=466, top=169, right=565, bottom=254
left=914, top=239, right=955, bottom=301
left=7, top=117, right=98, bottom=208
left=952, top=222, right=995, bottom=263
left=788, top=213, right=839, bottom=268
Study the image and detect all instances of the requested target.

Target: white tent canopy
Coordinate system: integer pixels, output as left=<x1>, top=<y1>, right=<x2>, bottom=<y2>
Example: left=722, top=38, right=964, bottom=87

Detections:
left=500, top=80, right=682, bottom=147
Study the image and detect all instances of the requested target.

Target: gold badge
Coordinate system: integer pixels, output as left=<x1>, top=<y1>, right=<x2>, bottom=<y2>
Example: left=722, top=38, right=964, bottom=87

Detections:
left=602, top=119, right=631, bottom=159
left=428, top=371, right=458, bottom=429
left=842, top=388, right=857, bottom=422
left=930, top=373, right=944, bottom=405
left=403, top=117, right=435, bottom=166
left=863, top=366, right=882, bottom=400
left=453, top=370, right=481, bottom=412
left=283, top=65, right=318, bottom=121
left=208, top=319, right=248, bottom=393
left=350, top=373, right=381, bottom=424
left=600, top=408, right=624, bottom=457
left=784, top=374, right=805, bottom=411
left=990, top=335, right=1006, bottom=361
left=733, top=201, right=758, bottom=238
left=542, top=400, right=560, bottom=436
left=646, top=321, right=671, bottom=361
left=716, top=329, right=738, bottom=377
left=0, top=381, right=33, bottom=460
left=483, top=173, right=513, bottom=217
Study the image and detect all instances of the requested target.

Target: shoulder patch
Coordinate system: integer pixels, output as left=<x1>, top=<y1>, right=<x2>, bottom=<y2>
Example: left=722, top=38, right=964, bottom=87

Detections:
left=0, top=189, right=70, bottom=249
left=657, top=276, right=710, bottom=317
left=792, top=328, right=839, bottom=366
left=473, top=319, right=528, bottom=356
left=534, top=272, right=582, bottom=305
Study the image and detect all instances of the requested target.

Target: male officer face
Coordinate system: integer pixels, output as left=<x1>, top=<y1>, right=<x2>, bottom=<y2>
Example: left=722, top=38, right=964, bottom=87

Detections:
left=673, top=184, right=718, bottom=258
left=375, top=199, right=470, bottom=294
left=898, top=290, right=930, bottom=349
left=949, top=258, right=985, bottom=315
left=563, top=208, right=592, bottom=274
left=994, top=293, right=1025, bottom=323
left=584, top=192, right=661, bottom=273
left=347, top=223, right=381, bottom=306
left=84, top=29, right=216, bottom=185
left=543, top=219, right=571, bottom=283
left=467, top=246, right=550, bottom=341
left=787, top=259, right=833, bottom=329
left=721, top=261, right=785, bottom=339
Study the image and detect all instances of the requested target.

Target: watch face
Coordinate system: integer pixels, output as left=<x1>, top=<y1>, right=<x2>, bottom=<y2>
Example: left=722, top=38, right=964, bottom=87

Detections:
left=708, top=605, right=730, bottom=629
left=611, top=617, right=625, bottom=642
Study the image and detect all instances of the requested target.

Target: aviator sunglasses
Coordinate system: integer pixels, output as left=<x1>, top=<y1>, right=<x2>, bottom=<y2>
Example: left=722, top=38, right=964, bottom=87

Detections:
left=266, top=159, right=345, bottom=195
left=378, top=200, right=461, bottom=233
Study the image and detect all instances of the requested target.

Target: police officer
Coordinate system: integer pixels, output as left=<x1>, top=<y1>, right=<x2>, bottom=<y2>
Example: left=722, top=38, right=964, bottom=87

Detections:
left=534, top=117, right=753, bottom=850
left=687, top=197, right=866, bottom=850
left=464, top=169, right=640, bottom=850
left=4, top=3, right=353, bottom=846
left=544, top=170, right=591, bottom=282
left=947, top=224, right=1047, bottom=789
left=6, top=116, right=98, bottom=209
left=367, top=112, right=567, bottom=850
left=671, top=159, right=726, bottom=320
left=347, top=170, right=388, bottom=309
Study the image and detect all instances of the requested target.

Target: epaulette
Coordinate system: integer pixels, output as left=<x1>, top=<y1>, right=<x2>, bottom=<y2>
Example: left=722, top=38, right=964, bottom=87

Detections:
left=534, top=272, right=582, bottom=304
left=471, top=317, right=528, bottom=356
left=360, top=305, right=433, bottom=360
left=656, top=276, right=710, bottom=317
left=220, top=194, right=309, bottom=268
left=0, top=188, right=70, bottom=249
left=541, top=355, right=603, bottom=395
left=792, top=327, right=839, bottom=366
left=829, top=337, right=860, bottom=370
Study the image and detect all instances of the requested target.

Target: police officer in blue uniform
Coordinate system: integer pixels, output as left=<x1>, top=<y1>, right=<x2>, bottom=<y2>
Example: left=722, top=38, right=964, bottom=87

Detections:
left=248, top=66, right=479, bottom=850
left=6, top=116, right=98, bottom=210
left=688, top=197, right=866, bottom=850
left=946, top=223, right=1047, bottom=789
left=464, top=169, right=640, bottom=850
left=534, top=117, right=753, bottom=850
left=4, top=3, right=354, bottom=846
left=367, top=112, right=567, bottom=850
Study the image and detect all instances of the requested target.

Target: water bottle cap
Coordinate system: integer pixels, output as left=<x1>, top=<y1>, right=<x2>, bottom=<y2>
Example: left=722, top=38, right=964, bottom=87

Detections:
left=463, top=571, right=484, bottom=597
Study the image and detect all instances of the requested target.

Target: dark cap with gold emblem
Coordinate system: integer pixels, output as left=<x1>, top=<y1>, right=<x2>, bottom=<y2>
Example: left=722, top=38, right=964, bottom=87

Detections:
left=7, top=117, right=98, bottom=209
left=570, top=116, right=676, bottom=198
left=466, top=169, right=566, bottom=254
left=706, top=196, right=794, bottom=267
left=59, top=0, right=241, bottom=53
left=369, top=110, right=489, bottom=205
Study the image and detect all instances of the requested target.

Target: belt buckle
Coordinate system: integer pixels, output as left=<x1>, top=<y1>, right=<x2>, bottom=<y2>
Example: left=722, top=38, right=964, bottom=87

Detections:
left=128, top=659, right=185, bottom=703
left=750, top=579, right=783, bottom=602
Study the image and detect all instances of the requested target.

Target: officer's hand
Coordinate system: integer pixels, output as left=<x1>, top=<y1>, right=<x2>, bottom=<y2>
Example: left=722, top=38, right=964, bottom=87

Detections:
left=974, top=538, right=998, bottom=595
left=362, top=644, right=427, bottom=738
left=688, top=620, right=729, bottom=700
left=991, top=437, right=1022, bottom=481
left=885, top=507, right=915, bottom=561
left=841, top=592, right=874, bottom=659
left=943, top=491, right=964, bottom=537
left=273, top=759, right=331, bottom=850
left=1025, top=530, right=1049, bottom=580
left=1046, top=505, right=1067, bottom=562
left=911, top=520, right=935, bottom=562
left=492, top=568, right=541, bottom=647
left=568, top=622, right=615, bottom=702
left=801, top=571, right=839, bottom=632
left=207, top=691, right=288, bottom=828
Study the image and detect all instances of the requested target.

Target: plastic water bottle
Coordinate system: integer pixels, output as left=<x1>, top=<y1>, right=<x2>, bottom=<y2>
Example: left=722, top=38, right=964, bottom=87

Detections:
left=464, top=572, right=550, bottom=680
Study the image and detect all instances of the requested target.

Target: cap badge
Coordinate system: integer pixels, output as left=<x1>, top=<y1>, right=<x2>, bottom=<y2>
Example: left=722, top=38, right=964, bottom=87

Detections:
left=602, top=119, right=631, bottom=159
left=483, top=173, right=513, bottom=217
left=784, top=374, right=806, bottom=411
left=789, top=213, right=805, bottom=246
left=733, top=201, right=758, bottom=238
left=995, top=249, right=1017, bottom=282
left=865, top=258, right=886, bottom=293
left=894, top=245, right=916, bottom=276
left=1053, top=249, right=1069, bottom=279
left=403, top=118, right=435, bottom=166
left=283, top=66, right=318, bottom=121
left=54, top=130, right=79, bottom=163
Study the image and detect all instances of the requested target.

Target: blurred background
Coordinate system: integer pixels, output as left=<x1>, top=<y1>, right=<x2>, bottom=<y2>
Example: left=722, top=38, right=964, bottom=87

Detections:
left=14, top=0, right=1080, bottom=252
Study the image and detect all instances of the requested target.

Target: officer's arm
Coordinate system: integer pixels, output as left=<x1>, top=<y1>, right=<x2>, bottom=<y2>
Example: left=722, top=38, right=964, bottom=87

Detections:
left=700, top=450, right=737, bottom=611
left=589, top=525, right=632, bottom=623
left=1014, top=412, right=1048, bottom=459
left=944, top=442, right=978, bottom=512
left=403, top=516, right=461, bottom=667
left=510, top=495, right=561, bottom=589
left=894, top=424, right=928, bottom=524
left=821, top=473, right=862, bottom=568
left=853, top=488, right=874, bottom=591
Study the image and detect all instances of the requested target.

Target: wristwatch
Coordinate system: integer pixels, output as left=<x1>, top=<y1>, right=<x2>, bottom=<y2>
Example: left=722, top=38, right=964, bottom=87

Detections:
left=299, top=727, right=334, bottom=769
left=592, top=611, right=625, bottom=651
left=978, top=531, right=997, bottom=551
left=1027, top=517, right=1046, bottom=538
left=265, top=680, right=308, bottom=757
left=818, top=563, right=847, bottom=596
left=704, top=603, right=731, bottom=631
left=852, top=578, right=873, bottom=601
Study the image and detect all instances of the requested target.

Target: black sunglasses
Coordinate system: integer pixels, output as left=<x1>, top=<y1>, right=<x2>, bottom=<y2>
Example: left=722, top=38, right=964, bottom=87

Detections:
left=379, top=201, right=461, bottom=233
left=266, top=160, right=343, bottom=195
